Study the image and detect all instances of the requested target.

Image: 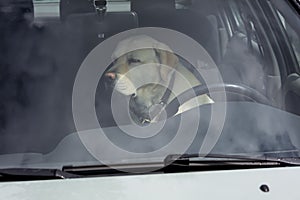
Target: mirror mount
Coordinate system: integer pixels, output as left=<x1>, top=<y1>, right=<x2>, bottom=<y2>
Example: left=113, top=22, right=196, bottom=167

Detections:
left=93, top=0, right=107, bottom=19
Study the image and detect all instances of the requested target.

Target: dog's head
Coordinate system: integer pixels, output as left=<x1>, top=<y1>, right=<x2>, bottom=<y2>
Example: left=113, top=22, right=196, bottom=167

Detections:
left=105, top=35, right=179, bottom=125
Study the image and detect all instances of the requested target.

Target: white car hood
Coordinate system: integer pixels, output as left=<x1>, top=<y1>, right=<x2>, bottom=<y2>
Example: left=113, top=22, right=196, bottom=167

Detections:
left=0, top=166, right=299, bottom=200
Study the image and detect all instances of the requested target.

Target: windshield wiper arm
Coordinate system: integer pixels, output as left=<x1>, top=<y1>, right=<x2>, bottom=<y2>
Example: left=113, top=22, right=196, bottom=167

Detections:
left=59, top=154, right=300, bottom=177
left=163, top=154, right=300, bottom=173
left=0, top=168, right=81, bottom=182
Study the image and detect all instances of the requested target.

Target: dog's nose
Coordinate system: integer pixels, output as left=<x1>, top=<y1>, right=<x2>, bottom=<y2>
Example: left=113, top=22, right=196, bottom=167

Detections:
left=104, top=72, right=117, bottom=85
left=105, top=72, right=116, bottom=81
left=103, top=72, right=116, bottom=90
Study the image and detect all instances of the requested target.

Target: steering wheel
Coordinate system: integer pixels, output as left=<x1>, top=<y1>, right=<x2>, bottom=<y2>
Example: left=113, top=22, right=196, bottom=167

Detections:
left=165, top=83, right=270, bottom=117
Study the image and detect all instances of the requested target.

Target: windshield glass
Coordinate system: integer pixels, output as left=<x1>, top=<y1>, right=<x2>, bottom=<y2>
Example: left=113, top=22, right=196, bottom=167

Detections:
left=0, top=0, right=300, bottom=170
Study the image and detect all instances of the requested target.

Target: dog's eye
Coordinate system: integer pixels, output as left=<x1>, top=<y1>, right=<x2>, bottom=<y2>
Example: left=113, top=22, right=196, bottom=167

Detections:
left=128, top=58, right=141, bottom=64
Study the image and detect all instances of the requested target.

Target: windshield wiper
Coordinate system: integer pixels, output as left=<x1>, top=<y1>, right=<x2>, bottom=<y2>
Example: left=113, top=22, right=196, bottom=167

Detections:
left=57, top=154, right=300, bottom=178
left=62, top=162, right=164, bottom=176
left=0, top=168, right=81, bottom=182
left=163, top=154, right=300, bottom=173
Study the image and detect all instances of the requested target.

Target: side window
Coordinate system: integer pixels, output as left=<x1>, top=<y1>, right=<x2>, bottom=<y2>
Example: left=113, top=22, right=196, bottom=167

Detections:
left=277, top=11, right=300, bottom=68
left=228, top=1, right=247, bottom=35
left=227, top=0, right=262, bottom=57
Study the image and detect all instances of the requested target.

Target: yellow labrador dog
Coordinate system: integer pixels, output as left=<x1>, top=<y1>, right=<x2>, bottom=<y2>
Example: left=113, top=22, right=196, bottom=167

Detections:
left=105, top=35, right=213, bottom=125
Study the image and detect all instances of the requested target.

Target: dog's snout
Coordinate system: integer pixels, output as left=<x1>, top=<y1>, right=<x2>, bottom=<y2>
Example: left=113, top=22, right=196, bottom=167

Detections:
left=105, top=72, right=116, bottom=81
left=103, top=72, right=117, bottom=90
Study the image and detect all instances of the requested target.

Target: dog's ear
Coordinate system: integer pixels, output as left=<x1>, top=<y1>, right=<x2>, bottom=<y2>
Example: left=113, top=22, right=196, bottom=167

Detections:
left=156, top=49, right=179, bottom=82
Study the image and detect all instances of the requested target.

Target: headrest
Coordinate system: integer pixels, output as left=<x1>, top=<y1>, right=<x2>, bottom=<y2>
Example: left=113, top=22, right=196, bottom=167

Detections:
left=64, top=12, right=138, bottom=53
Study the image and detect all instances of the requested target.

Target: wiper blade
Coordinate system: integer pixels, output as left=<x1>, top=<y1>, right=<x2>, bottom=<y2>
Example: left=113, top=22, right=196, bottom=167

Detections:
left=62, top=162, right=164, bottom=176
left=163, top=154, right=300, bottom=173
left=0, top=168, right=81, bottom=182
left=60, top=154, right=300, bottom=176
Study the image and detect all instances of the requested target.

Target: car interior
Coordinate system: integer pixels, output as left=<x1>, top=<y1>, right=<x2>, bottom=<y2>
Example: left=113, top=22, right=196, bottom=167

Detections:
left=0, top=0, right=300, bottom=155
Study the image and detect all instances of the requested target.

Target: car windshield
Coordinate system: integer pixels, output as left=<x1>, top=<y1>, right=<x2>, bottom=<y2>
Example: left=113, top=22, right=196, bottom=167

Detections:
left=0, top=0, right=300, bottom=171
